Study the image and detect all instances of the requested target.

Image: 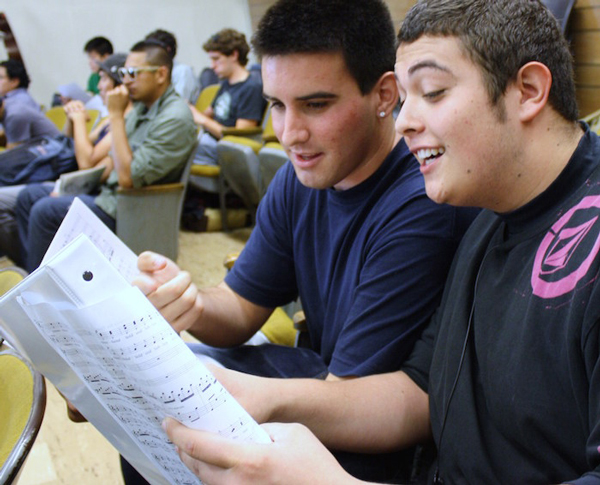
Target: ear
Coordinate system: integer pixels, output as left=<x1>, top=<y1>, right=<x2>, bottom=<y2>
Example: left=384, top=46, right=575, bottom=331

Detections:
left=156, top=65, right=169, bottom=85
left=514, top=61, right=552, bottom=122
left=7, top=77, right=19, bottom=92
left=374, top=71, right=399, bottom=118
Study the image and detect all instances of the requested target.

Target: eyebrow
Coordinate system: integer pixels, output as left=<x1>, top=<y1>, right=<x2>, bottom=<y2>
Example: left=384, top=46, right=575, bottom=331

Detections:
left=264, top=92, right=338, bottom=103
left=408, top=60, right=452, bottom=76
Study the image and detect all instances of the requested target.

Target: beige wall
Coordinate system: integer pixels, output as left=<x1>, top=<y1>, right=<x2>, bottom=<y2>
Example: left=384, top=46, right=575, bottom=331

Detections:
left=248, top=0, right=415, bottom=31
left=248, top=0, right=600, bottom=117
left=572, top=0, right=600, bottom=116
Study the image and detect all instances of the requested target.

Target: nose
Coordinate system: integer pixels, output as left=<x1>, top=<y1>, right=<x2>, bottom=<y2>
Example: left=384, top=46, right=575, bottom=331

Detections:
left=278, top=108, right=309, bottom=148
left=394, top=97, right=424, bottom=138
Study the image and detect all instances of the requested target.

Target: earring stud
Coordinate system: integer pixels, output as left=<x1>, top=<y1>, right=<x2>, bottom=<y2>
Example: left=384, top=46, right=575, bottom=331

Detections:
left=379, top=111, right=386, bottom=118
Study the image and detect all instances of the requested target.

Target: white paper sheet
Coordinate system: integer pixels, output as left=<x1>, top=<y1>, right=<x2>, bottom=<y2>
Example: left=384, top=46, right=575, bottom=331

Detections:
left=0, top=205, right=271, bottom=485
left=42, top=197, right=139, bottom=282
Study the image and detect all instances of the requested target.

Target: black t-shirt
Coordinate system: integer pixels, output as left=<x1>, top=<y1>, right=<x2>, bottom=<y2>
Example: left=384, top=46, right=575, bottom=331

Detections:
left=212, top=75, right=266, bottom=127
left=403, top=125, right=600, bottom=484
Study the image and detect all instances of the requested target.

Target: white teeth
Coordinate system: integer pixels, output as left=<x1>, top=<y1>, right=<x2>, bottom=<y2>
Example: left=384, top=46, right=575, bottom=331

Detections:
left=416, top=147, right=445, bottom=164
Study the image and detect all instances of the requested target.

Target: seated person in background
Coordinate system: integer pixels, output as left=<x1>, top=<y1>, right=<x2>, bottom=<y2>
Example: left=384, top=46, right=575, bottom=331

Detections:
left=52, top=36, right=115, bottom=114
left=15, top=39, right=197, bottom=273
left=145, top=29, right=199, bottom=104
left=0, top=59, right=59, bottom=148
left=129, top=0, right=479, bottom=482
left=190, top=28, right=266, bottom=167
left=160, top=1, right=600, bottom=484
left=0, top=59, right=39, bottom=110
left=83, top=36, right=114, bottom=95
left=0, top=52, right=129, bottom=267
left=62, top=52, right=130, bottom=177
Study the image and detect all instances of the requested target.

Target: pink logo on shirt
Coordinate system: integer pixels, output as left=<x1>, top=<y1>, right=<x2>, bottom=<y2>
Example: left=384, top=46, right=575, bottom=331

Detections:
left=532, top=195, right=600, bottom=298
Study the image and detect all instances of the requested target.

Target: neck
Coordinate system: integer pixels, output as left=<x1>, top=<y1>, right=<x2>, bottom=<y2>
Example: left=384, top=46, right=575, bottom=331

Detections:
left=228, top=64, right=249, bottom=84
left=496, top=117, right=584, bottom=213
left=333, top=119, right=398, bottom=191
left=142, top=83, right=169, bottom=109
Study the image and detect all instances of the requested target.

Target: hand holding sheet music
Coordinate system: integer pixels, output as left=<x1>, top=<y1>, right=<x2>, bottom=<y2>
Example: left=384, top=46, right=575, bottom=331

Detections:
left=0, top=199, right=271, bottom=485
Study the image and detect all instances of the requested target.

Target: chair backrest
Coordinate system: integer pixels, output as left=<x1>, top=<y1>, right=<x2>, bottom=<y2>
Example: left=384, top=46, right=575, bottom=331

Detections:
left=195, top=84, right=220, bottom=113
left=0, top=267, right=27, bottom=297
left=44, top=106, right=67, bottom=132
left=260, top=107, right=277, bottom=142
left=0, top=267, right=27, bottom=347
left=0, top=349, right=46, bottom=484
left=541, top=0, right=576, bottom=34
left=258, top=142, right=288, bottom=196
left=116, top=140, right=199, bottom=260
left=217, top=136, right=263, bottom=210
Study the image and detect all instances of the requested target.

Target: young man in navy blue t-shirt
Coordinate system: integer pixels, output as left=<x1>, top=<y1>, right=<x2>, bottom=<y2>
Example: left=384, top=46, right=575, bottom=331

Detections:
left=134, top=1, right=478, bottom=483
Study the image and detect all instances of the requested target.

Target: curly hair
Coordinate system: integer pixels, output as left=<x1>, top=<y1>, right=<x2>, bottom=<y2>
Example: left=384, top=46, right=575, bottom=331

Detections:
left=203, top=29, right=250, bottom=66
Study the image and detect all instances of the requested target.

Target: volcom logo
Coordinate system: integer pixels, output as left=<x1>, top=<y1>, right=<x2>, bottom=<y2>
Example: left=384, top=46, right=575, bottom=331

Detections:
left=532, top=195, right=600, bottom=298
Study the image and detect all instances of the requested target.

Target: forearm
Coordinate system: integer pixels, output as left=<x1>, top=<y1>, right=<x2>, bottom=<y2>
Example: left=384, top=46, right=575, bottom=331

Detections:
left=63, top=117, right=74, bottom=137
left=97, top=156, right=114, bottom=182
left=188, top=282, right=273, bottom=346
left=72, top=118, right=95, bottom=169
left=109, top=114, right=134, bottom=187
left=260, top=371, right=431, bottom=453
left=198, top=116, right=224, bottom=140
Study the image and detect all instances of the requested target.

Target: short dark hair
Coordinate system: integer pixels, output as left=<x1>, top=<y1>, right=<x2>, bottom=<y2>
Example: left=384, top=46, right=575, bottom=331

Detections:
left=145, top=29, right=177, bottom=59
left=398, top=0, right=578, bottom=122
left=203, top=29, right=250, bottom=67
left=251, top=0, right=396, bottom=95
left=84, top=36, right=114, bottom=57
left=130, top=39, right=173, bottom=78
left=0, top=59, right=30, bottom=89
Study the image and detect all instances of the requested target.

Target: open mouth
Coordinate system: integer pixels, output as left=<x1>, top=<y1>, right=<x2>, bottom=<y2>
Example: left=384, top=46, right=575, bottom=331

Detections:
left=297, top=154, right=318, bottom=161
left=416, top=147, right=445, bottom=166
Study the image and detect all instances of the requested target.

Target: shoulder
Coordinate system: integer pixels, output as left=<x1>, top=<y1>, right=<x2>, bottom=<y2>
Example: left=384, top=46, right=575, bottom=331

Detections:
left=4, top=104, right=45, bottom=123
left=157, top=88, right=195, bottom=123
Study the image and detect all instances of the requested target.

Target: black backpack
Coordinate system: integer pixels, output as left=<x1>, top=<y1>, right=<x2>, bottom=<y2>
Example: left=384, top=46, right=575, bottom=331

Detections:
left=0, top=134, right=77, bottom=186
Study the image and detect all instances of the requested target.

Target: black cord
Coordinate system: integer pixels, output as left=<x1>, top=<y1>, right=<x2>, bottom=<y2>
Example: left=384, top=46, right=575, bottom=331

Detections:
left=433, top=248, right=495, bottom=484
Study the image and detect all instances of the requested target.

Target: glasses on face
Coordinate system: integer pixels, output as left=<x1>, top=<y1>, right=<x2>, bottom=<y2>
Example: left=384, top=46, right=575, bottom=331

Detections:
left=117, top=66, right=161, bottom=81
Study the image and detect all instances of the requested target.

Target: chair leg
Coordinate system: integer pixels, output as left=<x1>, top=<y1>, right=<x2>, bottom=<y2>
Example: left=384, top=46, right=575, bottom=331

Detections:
left=218, top=172, right=229, bottom=232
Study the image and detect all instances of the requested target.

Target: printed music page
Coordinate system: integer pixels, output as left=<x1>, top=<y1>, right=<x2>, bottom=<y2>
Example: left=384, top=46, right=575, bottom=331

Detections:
left=41, top=197, right=139, bottom=282
left=0, top=209, right=271, bottom=484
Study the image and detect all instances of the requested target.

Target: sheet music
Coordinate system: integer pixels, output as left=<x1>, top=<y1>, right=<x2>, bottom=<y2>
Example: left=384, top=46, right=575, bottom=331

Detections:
left=56, top=166, right=105, bottom=196
left=14, top=236, right=271, bottom=484
left=42, top=197, right=139, bottom=282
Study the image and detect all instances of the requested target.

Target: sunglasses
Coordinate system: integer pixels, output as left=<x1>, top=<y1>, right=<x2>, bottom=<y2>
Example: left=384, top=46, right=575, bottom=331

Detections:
left=117, top=66, right=161, bottom=81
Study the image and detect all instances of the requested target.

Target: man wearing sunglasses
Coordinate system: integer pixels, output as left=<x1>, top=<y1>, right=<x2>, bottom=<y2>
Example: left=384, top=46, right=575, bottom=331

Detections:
left=14, top=39, right=197, bottom=272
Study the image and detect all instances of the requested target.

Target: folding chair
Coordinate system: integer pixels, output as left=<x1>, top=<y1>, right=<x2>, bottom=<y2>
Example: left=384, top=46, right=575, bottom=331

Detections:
left=0, top=348, right=46, bottom=484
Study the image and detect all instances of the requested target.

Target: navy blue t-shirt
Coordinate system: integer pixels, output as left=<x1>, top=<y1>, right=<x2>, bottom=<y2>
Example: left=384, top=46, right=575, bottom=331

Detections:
left=212, top=75, right=265, bottom=127
left=225, top=139, right=479, bottom=377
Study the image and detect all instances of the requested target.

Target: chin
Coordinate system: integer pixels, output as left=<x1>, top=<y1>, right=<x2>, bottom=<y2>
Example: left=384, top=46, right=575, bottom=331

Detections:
left=425, top=186, right=450, bottom=205
left=298, top=179, right=331, bottom=190
left=295, top=175, right=331, bottom=190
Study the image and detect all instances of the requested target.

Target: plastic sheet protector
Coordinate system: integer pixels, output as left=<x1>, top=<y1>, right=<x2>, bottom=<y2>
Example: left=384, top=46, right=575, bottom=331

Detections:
left=0, top=198, right=271, bottom=485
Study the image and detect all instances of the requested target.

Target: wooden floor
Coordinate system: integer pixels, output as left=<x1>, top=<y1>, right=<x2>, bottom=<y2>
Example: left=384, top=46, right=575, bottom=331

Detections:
left=14, top=227, right=251, bottom=484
